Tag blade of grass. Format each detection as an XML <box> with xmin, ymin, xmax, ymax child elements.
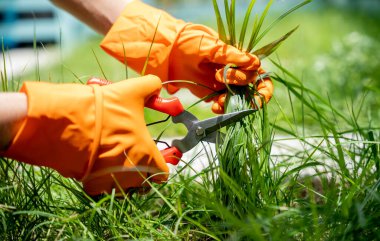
<box><xmin>59</xmin><ymin>22</ymin><xmax>64</xmax><ymax>83</ymax></box>
<box><xmin>224</xmin><ymin>0</ymin><xmax>236</xmax><ymax>46</ymax></box>
<box><xmin>141</xmin><ymin>14</ymin><xmax>161</xmax><ymax>75</ymax></box>
<box><xmin>33</xmin><ymin>22</ymin><xmax>40</xmax><ymax>82</ymax></box>
<box><xmin>224</xmin><ymin>0</ymin><xmax>231</xmax><ymax>42</ymax></box>
<box><xmin>331</xmin><ymin>127</ymin><xmax>350</xmax><ymax>179</ymax></box>
<box><xmin>1</xmin><ymin>70</ymin><xmax>5</xmax><ymax>92</ymax></box>
<box><xmin>368</xmin><ymin>131</ymin><xmax>380</xmax><ymax>179</ymax></box>
<box><xmin>223</xmin><ymin>64</ymin><xmax>237</xmax><ymax>95</ymax></box>
<box><xmin>230</xmin><ymin>0</ymin><xmax>236</xmax><ymax>45</ymax></box>
<box><xmin>212</xmin><ymin>0</ymin><xmax>228</xmax><ymax>43</ymax></box>
<box><xmin>251</xmin><ymin>0</ymin><xmax>312</xmax><ymax>52</ymax></box>
<box><xmin>63</xmin><ymin>65</ymin><xmax>84</xmax><ymax>84</ymax></box>
<box><xmin>270</xmin><ymin>60</ymin><xmax>351</xmax><ymax>123</ymax></box>
<box><xmin>119</xmin><ymin>34</ymin><xmax>129</xmax><ymax>79</ymax></box>
<box><xmin>246</xmin><ymin>0</ymin><xmax>273</xmax><ymax>52</ymax></box>
<box><xmin>259</xmin><ymin>96</ymin><xmax>271</xmax><ymax>170</ymax></box>
<box><xmin>253</xmin><ymin>25</ymin><xmax>299</xmax><ymax>59</ymax></box>
<box><xmin>91</xmin><ymin>49</ymin><xmax>108</xmax><ymax>80</ymax></box>
<box><xmin>238</xmin><ymin>0</ymin><xmax>257</xmax><ymax>50</ymax></box>
<box><xmin>1</xmin><ymin>38</ymin><xmax>8</xmax><ymax>92</ymax></box>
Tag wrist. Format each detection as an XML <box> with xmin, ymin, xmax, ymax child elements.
<box><xmin>100</xmin><ymin>0</ymin><xmax>187</xmax><ymax>80</ymax></box>
<box><xmin>0</xmin><ymin>93</ymin><xmax>27</xmax><ymax>151</ymax></box>
<box><xmin>3</xmin><ymin>82</ymin><xmax>97</xmax><ymax>179</ymax></box>
<box><xmin>51</xmin><ymin>0</ymin><xmax>133</xmax><ymax>34</ymax></box>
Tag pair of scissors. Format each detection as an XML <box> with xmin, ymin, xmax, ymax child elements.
<box><xmin>145</xmin><ymin>96</ymin><xmax>254</xmax><ymax>165</ymax></box>
<box><xmin>87</xmin><ymin>78</ymin><xmax>255</xmax><ymax>165</ymax></box>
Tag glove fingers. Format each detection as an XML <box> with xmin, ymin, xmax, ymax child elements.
<box><xmin>211</xmin><ymin>93</ymin><xmax>226</xmax><ymax>114</ymax></box>
<box><xmin>211</xmin><ymin>68</ymin><xmax>274</xmax><ymax>114</ymax></box>
<box><xmin>212</xmin><ymin>102</ymin><xmax>224</xmax><ymax>114</ymax></box>
<box><xmin>107</xmin><ymin>75</ymin><xmax>163</xmax><ymax>102</ymax></box>
<box><xmin>215</xmin><ymin>68</ymin><xmax>258</xmax><ymax>86</ymax></box>
<box><xmin>82</xmin><ymin>75</ymin><xmax>169</xmax><ymax>196</ymax></box>
<box><xmin>146</xmin><ymin>147</ymin><xmax>170</xmax><ymax>184</ymax></box>
<box><xmin>208</xmin><ymin>42</ymin><xmax>261</xmax><ymax>70</ymax></box>
<box><xmin>83</xmin><ymin>160</ymin><xmax>168</xmax><ymax>196</ymax></box>
<box><xmin>256</xmin><ymin>69</ymin><xmax>274</xmax><ymax>104</ymax></box>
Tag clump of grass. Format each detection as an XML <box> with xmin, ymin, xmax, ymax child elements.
<box><xmin>204</xmin><ymin>1</ymin><xmax>380</xmax><ymax>239</ymax></box>
<box><xmin>211</xmin><ymin>0</ymin><xmax>311</xmax><ymax>217</ymax></box>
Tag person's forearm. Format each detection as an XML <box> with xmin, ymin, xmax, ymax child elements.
<box><xmin>0</xmin><ymin>93</ymin><xmax>27</xmax><ymax>151</ymax></box>
<box><xmin>50</xmin><ymin>0</ymin><xmax>133</xmax><ymax>35</ymax></box>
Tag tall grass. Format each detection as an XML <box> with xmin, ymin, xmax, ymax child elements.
<box><xmin>200</xmin><ymin>1</ymin><xmax>380</xmax><ymax>240</ymax></box>
<box><xmin>210</xmin><ymin>0</ymin><xmax>310</xmax><ymax>218</ymax></box>
<box><xmin>1</xmin><ymin>62</ymin><xmax>378</xmax><ymax>239</ymax></box>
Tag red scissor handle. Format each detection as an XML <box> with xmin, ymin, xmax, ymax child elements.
<box><xmin>160</xmin><ymin>146</ymin><xmax>182</xmax><ymax>165</ymax></box>
<box><xmin>145</xmin><ymin>96</ymin><xmax>184</xmax><ymax>165</ymax></box>
<box><xmin>87</xmin><ymin>77</ymin><xmax>113</xmax><ymax>86</ymax></box>
<box><xmin>86</xmin><ymin>77</ymin><xmax>183</xmax><ymax>165</ymax></box>
<box><xmin>145</xmin><ymin>96</ymin><xmax>184</xmax><ymax>116</ymax></box>
<box><xmin>87</xmin><ymin>77</ymin><xmax>184</xmax><ymax>116</ymax></box>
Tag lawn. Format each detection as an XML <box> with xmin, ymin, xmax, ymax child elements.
<box><xmin>1</xmin><ymin>1</ymin><xmax>379</xmax><ymax>240</ymax></box>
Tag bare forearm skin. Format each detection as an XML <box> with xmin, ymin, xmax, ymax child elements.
<box><xmin>0</xmin><ymin>93</ymin><xmax>27</xmax><ymax>151</ymax></box>
<box><xmin>50</xmin><ymin>0</ymin><xmax>133</xmax><ymax>35</ymax></box>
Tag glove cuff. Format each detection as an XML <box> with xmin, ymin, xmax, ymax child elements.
<box><xmin>2</xmin><ymin>82</ymin><xmax>101</xmax><ymax>180</ymax></box>
<box><xmin>81</xmin><ymin>84</ymin><xmax>103</xmax><ymax>181</ymax></box>
<box><xmin>100</xmin><ymin>0</ymin><xmax>186</xmax><ymax>81</ymax></box>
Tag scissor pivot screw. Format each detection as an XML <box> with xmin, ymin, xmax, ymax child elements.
<box><xmin>195</xmin><ymin>126</ymin><xmax>205</xmax><ymax>136</ymax></box>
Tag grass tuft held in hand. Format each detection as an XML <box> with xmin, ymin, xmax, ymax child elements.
<box><xmin>211</xmin><ymin>0</ymin><xmax>310</xmax><ymax>218</ymax></box>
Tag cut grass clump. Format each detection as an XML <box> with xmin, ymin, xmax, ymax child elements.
<box><xmin>211</xmin><ymin>0</ymin><xmax>310</xmax><ymax>217</ymax></box>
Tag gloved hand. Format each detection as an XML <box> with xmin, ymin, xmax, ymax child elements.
<box><xmin>100</xmin><ymin>0</ymin><xmax>273</xmax><ymax>113</ymax></box>
<box><xmin>1</xmin><ymin>75</ymin><xmax>169</xmax><ymax>196</ymax></box>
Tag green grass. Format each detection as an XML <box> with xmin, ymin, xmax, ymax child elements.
<box><xmin>1</xmin><ymin>1</ymin><xmax>380</xmax><ymax>240</ymax></box>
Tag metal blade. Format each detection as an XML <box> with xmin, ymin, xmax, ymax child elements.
<box><xmin>170</xmin><ymin>109</ymin><xmax>255</xmax><ymax>153</ymax></box>
<box><xmin>201</xmin><ymin>131</ymin><xmax>225</xmax><ymax>144</ymax></box>
<box><xmin>197</xmin><ymin>109</ymin><xmax>256</xmax><ymax>135</ymax></box>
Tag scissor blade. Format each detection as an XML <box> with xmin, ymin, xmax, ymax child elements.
<box><xmin>170</xmin><ymin>109</ymin><xmax>255</xmax><ymax>154</ymax></box>
<box><xmin>199</xmin><ymin>109</ymin><xmax>256</xmax><ymax>135</ymax></box>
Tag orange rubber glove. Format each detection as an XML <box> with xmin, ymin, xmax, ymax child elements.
<box><xmin>1</xmin><ymin>75</ymin><xmax>169</xmax><ymax>196</ymax></box>
<box><xmin>212</xmin><ymin>67</ymin><xmax>273</xmax><ymax>113</ymax></box>
<box><xmin>100</xmin><ymin>0</ymin><xmax>273</xmax><ymax>113</ymax></box>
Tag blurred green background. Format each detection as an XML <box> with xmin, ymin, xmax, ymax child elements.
<box><xmin>3</xmin><ymin>0</ymin><xmax>380</xmax><ymax>135</ymax></box>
